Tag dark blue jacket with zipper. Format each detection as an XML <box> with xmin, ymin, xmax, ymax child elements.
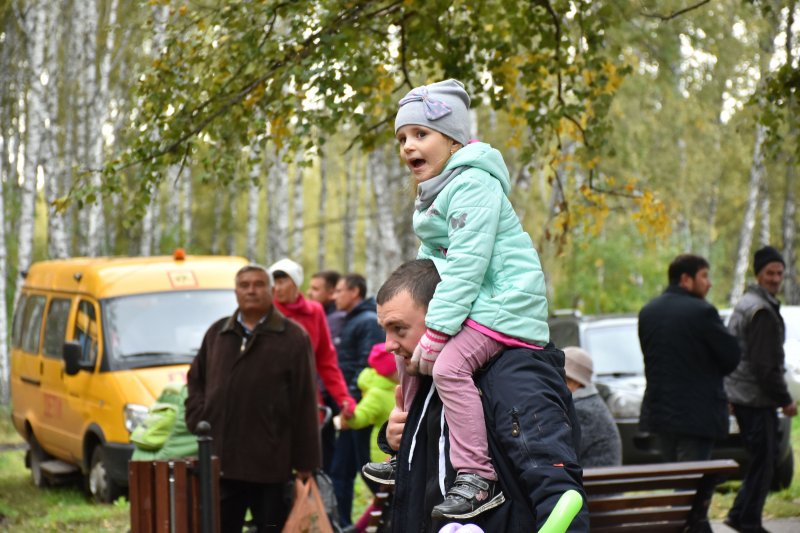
<box><xmin>380</xmin><ymin>345</ymin><xmax>589</xmax><ymax>532</ymax></box>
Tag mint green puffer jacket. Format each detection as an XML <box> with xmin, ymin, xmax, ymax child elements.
<box><xmin>413</xmin><ymin>142</ymin><xmax>549</xmax><ymax>345</ymax></box>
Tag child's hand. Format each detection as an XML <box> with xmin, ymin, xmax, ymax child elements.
<box><xmin>415</xmin><ymin>329</ymin><xmax>450</xmax><ymax>375</ymax></box>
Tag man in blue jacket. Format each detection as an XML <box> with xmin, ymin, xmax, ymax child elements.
<box><xmin>331</xmin><ymin>273</ymin><xmax>385</xmax><ymax>528</ymax></box>
<box><xmin>375</xmin><ymin>259</ymin><xmax>588</xmax><ymax>532</ymax></box>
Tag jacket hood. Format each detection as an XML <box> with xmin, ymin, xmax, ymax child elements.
<box><xmin>348</xmin><ymin>296</ymin><xmax>377</xmax><ymax>318</ymax></box>
<box><xmin>445</xmin><ymin>142</ymin><xmax>510</xmax><ymax>195</ymax></box>
<box><xmin>274</xmin><ymin>293</ymin><xmax>318</xmax><ymax>318</ymax></box>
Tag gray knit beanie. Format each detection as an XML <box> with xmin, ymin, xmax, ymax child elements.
<box><xmin>395</xmin><ymin>79</ymin><xmax>471</xmax><ymax>146</ymax></box>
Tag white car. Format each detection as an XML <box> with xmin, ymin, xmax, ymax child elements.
<box><xmin>780</xmin><ymin>305</ymin><xmax>800</xmax><ymax>401</ymax></box>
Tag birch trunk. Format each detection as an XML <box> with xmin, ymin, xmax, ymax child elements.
<box><xmin>141</xmin><ymin>4</ymin><xmax>169</xmax><ymax>256</ymax></box>
<box><xmin>757</xmin><ymin>179</ymin><xmax>770</xmax><ymax>247</ymax></box>
<box><xmin>16</xmin><ymin>2</ymin><xmax>48</xmax><ymax>306</ymax></box>
<box><xmin>267</xmin><ymin>146</ymin><xmax>289</xmax><ymax>262</ymax></box>
<box><xmin>140</xmin><ymin>192</ymin><xmax>155</xmax><ymax>256</ymax></box>
<box><xmin>782</xmin><ymin>2</ymin><xmax>798</xmax><ymax>304</ymax></box>
<box><xmin>0</xmin><ymin>131</ymin><xmax>9</xmax><ymax>404</ymax></box>
<box><xmin>291</xmin><ymin>151</ymin><xmax>305</xmax><ymax>259</ymax></box>
<box><xmin>45</xmin><ymin>3</ymin><xmax>68</xmax><ymax>258</ymax></box>
<box><xmin>343</xmin><ymin>153</ymin><xmax>357</xmax><ymax>273</ymax></box>
<box><xmin>165</xmin><ymin>166</ymin><xmax>182</xmax><ymax>250</ymax></box>
<box><xmin>782</xmin><ymin>155</ymin><xmax>798</xmax><ymax>304</ymax></box>
<box><xmin>729</xmin><ymin>123</ymin><xmax>767</xmax><ymax>305</ymax></box>
<box><xmin>368</xmin><ymin>148</ymin><xmax>402</xmax><ymax>280</ymax></box>
<box><xmin>316</xmin><ymin>150</ymin><xmax>328</xmax><ymax>270</ymax></box>
<box><xmin>211</xmin><ymin>192</ymin><xmax>223</xmax><ymax>255</ymax></box>
<box><xmin>729</xmin><ymin>11</ymin><xmax>780</xmax><ymax>305</ymax></box>
<box><xmin>181</xmin><ymin>172</ymin><xmax>192</xmax><ymax>249</ymax></box>
<box><xmin>227</xmin><ymin>187</ymin><xmax>236</xmax><ymax>256</ymax></box>
<box><xmin>247</xmin><ymin>166</ymin><xmax>261</xmax><ymax>261</ymax></box>
<box><xmin>80</xmin><ymin>0</ymin><xmax>106</xmax><ymax>255</ymax></box>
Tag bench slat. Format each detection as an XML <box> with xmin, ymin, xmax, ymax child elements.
<box><xmin>583</xmin><ymin>459</ymin><xmax>738</xmax><ymax>481</ymax></box>
<box><xmin>591</xmin><ymin>506</ymin><xmax>691</xmax><ymax>527</ymax></box>
<box><xmin>585</xmin><ymin>474</ymin><xmax>703</xmax><ymax>494</ymax></box>
<box><xmin>587</xmin><ymin>491</ymin><xmax>695</xmax><ymax>512</ymax></box>
<box><xmin>591</xmin><ymin>520</ymin><xmax>686</xmax><ymax>533</ymax></box>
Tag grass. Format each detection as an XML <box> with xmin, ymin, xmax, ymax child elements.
<box><xmin>2</xmin><ymin>405</ymin><xmax>799</xmax><ymax>530</ymax></box>
<box><xmin>0</xmin><ymin>407</ymin><xmax>128</xmax><ymax>532</ymax></box>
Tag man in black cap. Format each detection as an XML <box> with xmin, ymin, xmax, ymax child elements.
<box><xmin>724</xmin><ymin>246</ymin><xmax>797</xmax><ymax>533</ymax></box>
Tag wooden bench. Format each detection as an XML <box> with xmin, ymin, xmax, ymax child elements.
<box><xmin>583</xmin><ymin>459</ymin><xmax>739</xmax><ymax>532</ymax></box>
<box><xmin>129</xmin><ymin>457</ymin><xmax>221</xmax><ymax>533</ymax></box>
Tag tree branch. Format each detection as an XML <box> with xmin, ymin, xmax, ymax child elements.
<box><xmin>641</xmin><ymin>0</ymin><xmax>711</xmax><ymax>21</ymax></box>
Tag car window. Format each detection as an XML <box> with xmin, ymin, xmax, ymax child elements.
<box><xmin>11</xmin><ymin>295</ymin><xmax>28</xmax><ymax>349</ymax></box>
<box><xmin>549</xmin><ymin>321</ymin><xmax>580</xmax><ymax>348</ymax></box>
<box><xmin>20</xmin><ymin>295</ymin><xmax>47</xmax><ymax>354</ymax></box>
<box><xmin>584</xmin><ymin>323</ymin><xmax>644</xmax><ymax>375</ymax></box>
<box><xmin>73</xmin><ymin>300</ymin><xmax>99</xmax><ymax>368</ymax></box>
<box><xmin>43</xmin><ymin>298</ymin><xmax>72</xmax><ymax>359</ymax></box>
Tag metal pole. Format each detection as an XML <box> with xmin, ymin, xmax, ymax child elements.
<box><xmin>196</xmin><ymin>421</ymin><xmax>213</xmax><ymax>533</ymax></box>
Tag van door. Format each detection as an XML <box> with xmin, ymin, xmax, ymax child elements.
<box><xmin>62</xmin><ymin>299</ymin><xmax>104</xmax><ymax>453</ymax></box>
<box><xmin>39</xmin><ymin>296</ymin><xmax>81</xmax><ymax>459</ymax></box>
<box><xmin>11</xmin><ymin>294</ymin><xmax>47</xmax><ymax>436</ymax></box>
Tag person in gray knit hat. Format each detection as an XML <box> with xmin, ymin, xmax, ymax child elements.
<box><xmin>363</xmin><ymin>79</ymin><xmax>550</xmax><ymax>521</ymax></box>
<box><xmin>563</xmin><ymin>347</ymin><xmax>622</xmax><ymax>468</ymax></box>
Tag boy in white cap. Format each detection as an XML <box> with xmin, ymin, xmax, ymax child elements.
<box><xmin>363</xmin><ymin>79</ymin><xmax>550</xmax><ymax>520</ymax></box>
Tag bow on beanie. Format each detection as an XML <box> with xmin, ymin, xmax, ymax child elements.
<box><xmin>753</xmin><ymin>245</ymin><xmax>785</xmax><ymax>275</ymax></box>
<box><xmin>395</xmin><ymin>79</ymin><xmax>471</xmax><ymax>146</ymax></box>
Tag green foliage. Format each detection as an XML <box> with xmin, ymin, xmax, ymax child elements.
<box><xmin>78</xmin><ymin>0</ymin><xmax>631</xmax><ymax>226</ymax></box>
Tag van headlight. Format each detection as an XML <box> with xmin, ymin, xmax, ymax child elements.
<box><xmin>606</xmin><ymin>391</ymin><xmax>642</xmax><ymax>420</ymax></box>
<box><xmin>124</xmin><ymin>404</ymin><xmax>149</xmax><ymax>433</ymax></box>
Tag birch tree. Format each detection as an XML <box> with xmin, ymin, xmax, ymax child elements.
<box><xmin>367</xmin><ymin>147</ymin><xmax>403</xmax><ymax>279</ymax></box>
<box><xmin>0</xmin><ymin>129</ymin><xmax>9</xmax><ymax>404</ymax></box>
<box><xmin>15</xmin><ymin>1</ymin><xmax>48</xmax><ymax>306</ymax></box>
<box><xmin>44</xmin><ymin>3</ymin><xmax>68</xmax><ymax>258</ymax></box>
<box><xmin>291</xmin><ymin>151</ymin><xmax>305</xmax><ymax>260</ymax></box>
<box><xmin>266</xmin><ymin>146</ymin><xmax>289</xmax><ymax>262</ymax></box>
<box><xmin>342</xmin><ymin>153</ymin><xmax>358</xmax><ymax>273</ymax></box>
<box><xmin>181</xmin><ymin>171</ymin><xmax>192</xmax><ymax>249</ymax></box>
<box><xmin>780</xmin><ymin>0</ymin><xmax>798</xmax><ymax>304</ymax></box>
<box><xmin>246</xmin><ymin>166</ymin><xmax>261</xmax><ymax>261</ymax></box>
<box><xmin>729</xmin><ymin>12</ymin><xmax>780</xmax><ymax>306</ymax></box>
<box><xmin>316</xmin><ymin>149</ymin><xmax>329</xmax><ymax>270</ymax></box>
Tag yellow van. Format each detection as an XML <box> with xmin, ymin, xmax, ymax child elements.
<box><xmin>9</xmin><ymin>252</ymin><xmax>248</xmax><ymax>502</ymax></box>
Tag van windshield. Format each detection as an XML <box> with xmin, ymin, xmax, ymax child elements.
<box><xmin>103</xmin><ymin>290</ymin><xmax>236</xmax><ymax>370</ymax></box>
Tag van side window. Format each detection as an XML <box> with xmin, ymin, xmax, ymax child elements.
<box><xmin>74</xmin><ymin>300</ymin><xmax>99</xmax><ymax>367</ymax></box>
<box><xmin>20</xmin><ymin>295</ymin><xmax>47</xmax><ymax>354</ymax></box>
<box><xmin>43</xmin><ymin>298</ymin><xmax>72</xmax><ymax>359</ymax></box>
<box><xmin>11</xmin><ymin>295</ymin><xmax>28</xmax><ymax>348</ymax></box>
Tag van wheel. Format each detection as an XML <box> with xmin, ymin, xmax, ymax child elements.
<box><xmin>87</xmin><ymin>446</ymin><xmax>124</xmax><ymax>503</ymax></box>
<box><xmin>28</xmin><ymin>433</ymin><xmax>51</xmax><ymax>488</ymax></box>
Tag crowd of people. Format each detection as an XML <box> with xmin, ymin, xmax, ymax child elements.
<box><xmin>172</xmin><ymin>78</ymin><xmax>795</xmax><ymax>533</ymax></box>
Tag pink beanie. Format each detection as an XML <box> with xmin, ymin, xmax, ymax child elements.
<box><xmin>368</xmin><ymin>343</ymin><xmax>397</xmax><ymax>377</ymax></box>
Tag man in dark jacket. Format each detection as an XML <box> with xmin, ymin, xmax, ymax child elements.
<box><xmin>724</xmin><ymin>246</ymin><xmax>797</xmax><ymax>533</ymax></box>
<box><xmin>330</xmin><ymin>273</ymin><xmax>385</xmax><ymax>527</ymax></box>
<box><xmin>375</xmin><ymin>259</ymin><xmax>588</xmax><ymax>532</ymax></box>
<box><xmin>639</xmin><ymin>253</ymin><xmax>740</xmax><ymax>465</ymax></box>
<box><xmin>186</xmin><ymin>265</ymin><xmax>320</xmax><ymax>533</ymax></box>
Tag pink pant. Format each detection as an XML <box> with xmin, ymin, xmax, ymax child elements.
<box><xmin>398</xmin><ymin>325</ymin><xmax>503</xmax><ymax>480</ymax></box>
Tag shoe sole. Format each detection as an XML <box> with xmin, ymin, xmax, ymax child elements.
<box><xmin>432</xmin><ymin>492</ymin><xmax>506</xmax><ymax>520</ymax></box>
<box><xmin>361</xmin><ymin>468</ymin><xmax>396</xmax><ymax>486</ymax></box>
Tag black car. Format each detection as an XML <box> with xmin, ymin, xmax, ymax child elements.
<box><xmin>548</xmin><ymin>311</ymin><xmax>794</xmax><ymax>489</ymax></box>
